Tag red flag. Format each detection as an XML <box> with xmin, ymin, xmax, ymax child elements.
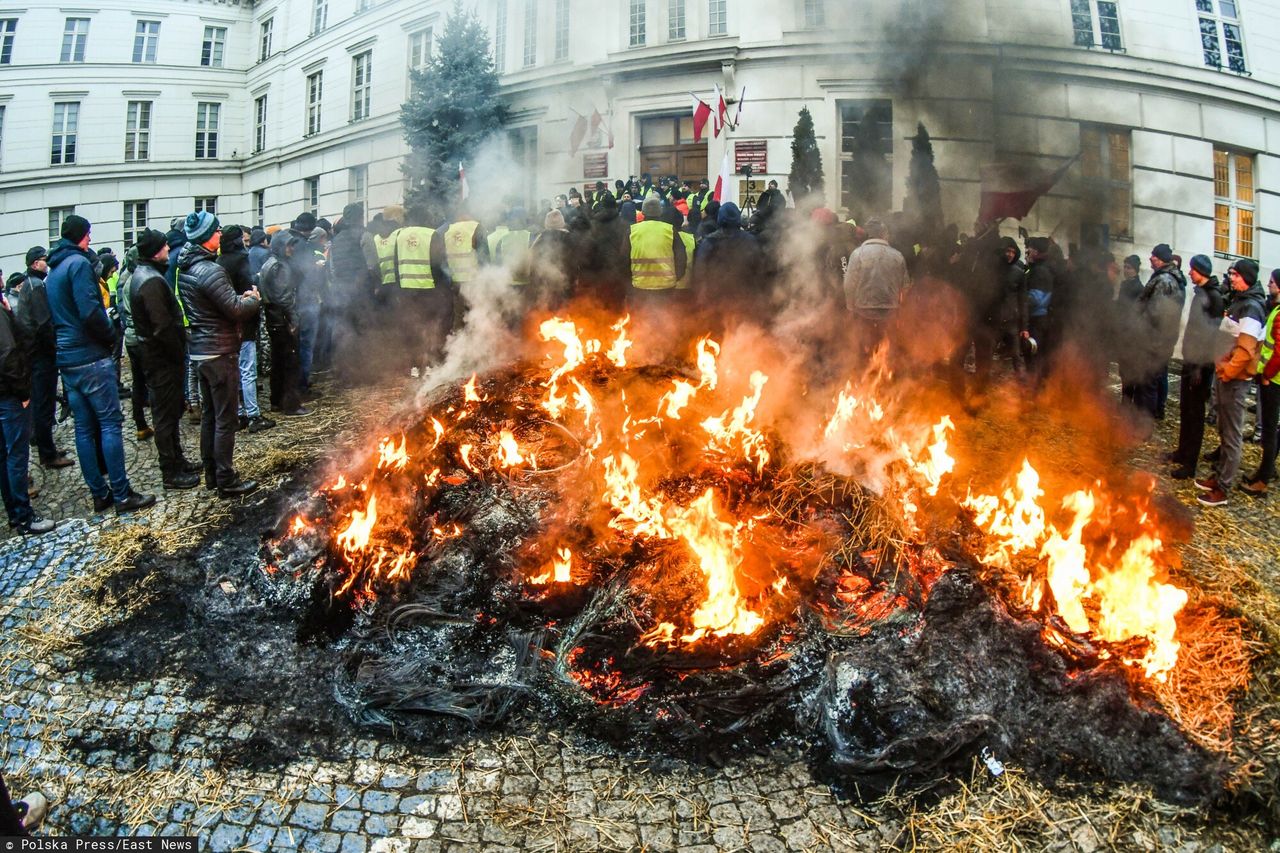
<box><xmin>713</xmin><ymin>149</ymin><xmax>733</xmax><ymax>203</ymax></box>
<box><xmin>713</xmin><ymin>85</ymin><xmax>728</xmax><ymax>138</ymax></box>
<box><xmin>977</xmin><ymin>158</ymin><xmax>1076</xmax><ymax>223</ymax></box>
<box><xmin>590</xmin><ymin>109</ymin><xmax>615</xmax><ymax>150</ymax></box>
<box><xmin>691</xmin><ymin>95</ymin><xmax>712</xmax><ymax>144</ymax></box>
<box><xmin>568</xmin><ymin>113</ymin><xmax>588</xmax><ymax>157</ymax></box>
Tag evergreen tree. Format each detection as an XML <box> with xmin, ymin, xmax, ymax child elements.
<box><xmin>401</xmin><ymin>5</ymin><xmax>509</xmax><ymax>208</ymax></box>
<box><xmin>846</xmin><ymin>110</ymin><xmax>891</xmax><ymax>223</ymax></box>
<box><xmin>904</xmin><ymin>123</ymin><xmax>943</xmax><ymax>239</ymax></box>
<box><xmin>787</xmin><ymin>107</ymin><xmax>824</xmax><ymax>202</ymax></box>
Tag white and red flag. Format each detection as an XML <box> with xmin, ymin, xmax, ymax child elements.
<box><xmin>691</xmin><ymin>94</ymin><xmax>713</xmax><ymax>144</ymax></box>
<box><xmin>713</xmin><ymin>149</ymin><xmax>733</xmax><ymax>203</ymax></box>
<box><xmin>568</xmin><ymin>112</ymin><xmax>588</xmax><ymax>156</ymax></box>
<box><xmin>713</xmin><ymin>85</ymin><xmax>728</xmax><ymax>137</ymax></box>
<box><xmin>977</xmin><ymin>157</ymin><xmax>1076</xmax><ymax>223</ymax></box>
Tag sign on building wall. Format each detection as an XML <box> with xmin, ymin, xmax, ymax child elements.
<box><xmin>735</xmin><ymin>140</ymin><xmax>768</xmax><ymax>175</ymax></box>
<box><xmin>583</xmin><ymin>153</ymin><xmax>609</xmax><ymax>180</ymax></box>
<box><xmin>739</xmin><ymin>179</ymin><xmax>762</xmax><ymax>209</ymax></box>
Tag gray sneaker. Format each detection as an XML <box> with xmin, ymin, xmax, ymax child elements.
<box><xmin>18</xmin><ymin>516</ymin><xmax>56</xmax><ymax>536</ymax></box>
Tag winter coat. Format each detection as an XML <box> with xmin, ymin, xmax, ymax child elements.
<box><xmin>694</xmin><ymin>205</ymin><xmax>766</xmax><ymax>309</ymax></box>
<box><xmin>288</xmin><ymin>229</ymin><xmax>329</xmax><ymax>308</ymax></box>
<box><xmin>216</xmin><ymin>241</ymin><xmax>260</xmax><ymax>342</ymax></box>
<box><xmin>842</xmin><ymin>238</ymin><xmax>909</xmax><ymax>321</ymax></box>
<box><xmin>1181</xmin><ymin>280</ymin><xmax>1226</xmax><ymax>367</ymax></box>
<box><xmin>259</xmin><ymin>240</ymin><xmax>299</xmax><ymax>332</ymax></box>
<box><xmin>1218</xmin><ymin>280</ymin><xmax>1268</xmax><ymax>382</ymax></box>
<box><xmin>45</xmin><ymin>239</ymin><xmax>116</xmax><ymax>368</ymax></box>
<box><xmin>329</xmin><ymin>224</ymin><xmax>379</xmax><ymax>307</ymax></box>
<box><xmin>248</xmin><ymin>244</ymin><xmax>271</xmax><ymax>279</ymax></box>
<box><xmin>12</xmin><ymin>270</ymin><xmax>56</xmax><ymax>360</ymax></box>
<box><xmin>1024</xmin><ymin>258</ymin><xmax>1056</xmax><ymax>319</ymax></box>
<box><xmin>1137</xmin><ymin>265</ymin><xmax>1187</xmax><ymax>370</ymax></box>
<box><xmin>129</xmin><ymin>260</ymin><xmax>187</xmax><ymax>366</ymax></box>
<box><xmin>177</xmin><ymin>242</ymin><xmax>260</xmax><ymax>358</ymax></box>
<box><xmin>0</xmin><ymin>295</ymin><xmax>31</xmax><ymax>400</ymax></box>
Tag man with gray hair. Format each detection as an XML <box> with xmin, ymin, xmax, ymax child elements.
<box><xmin>842</xmin><ymin>218</ymin><xmax>909</xmax><ymax>357</ymax></box>
<box><xmin>624</xmin><ymin>194</ymin><xmax>687</xmax><ymax>311</ymax></box>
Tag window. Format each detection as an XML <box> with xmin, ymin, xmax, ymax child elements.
<box><xmin>629</xmin><ymin>0</ymin><xmax>646</xmax><ymax>46</ymax></box>
<box><xmin>201</xmin><ymin>26</ymin><xmax>226</xmax><ymax>67</ymax></box>
<box><xmin>254</xmin><ymin>95</ymin><xmax>268</xmax><ymax>153</ymax></box>
<box><xmin>195</xmin><ymin>102</ymin><xmax>220</xmax><ymax>159</ymax></box>
<box><xmin>1197</xmin><ymin>0</ymin><xmax>1246</xmax><ymax>73</ymax></box>
<box><xmin>708</xmin><ymin>0</ymin><xmax>727</xmax><ymax>36</ymax></box>
<box><xmin>259</xmin><ymin>18</ymin><xmax>273</xmax><ymax>62</ymax></box>
<box><xmin>304</xmin><ymin>176</ymin><xmax>320</xmax><ymax>216</ymax></box>
<box><xmin>522</xmin><ymin>0</ymin><xmax>537</xmax><ymax>66</ymax></box>
<box><xmin>60</xmin><ymin>17</ymin><xmax>89</xmax><ymax>63</ymax></box>
<box><xmin>838</xmin><ymin>100</ymin><xmax>893</xmax><ymax>219</ymax></box>
<box><xmin>350</xmin><ymin>165</ymin><xmax>368</xmax><ymax>212</ymax></box>
<box><xmin>351</xmin><ymin>52</ymin><xmax>372</xmax><ymax>122</ymax></box>
<box><xmin>669</xmin><ymin>0</ymin><xmax>686</xmax><ymax>40</ymax></box>
<box><xmin>253</xmin><ymin>191</ymin><xmax>265</xmax><ymax>228</ymax></box>
<box><xmin>1079</xmin><ymin>126</ymin><xmax>1132</xmax><ymax>244</ymax></box>
<box><xmin>48</xmin><ymin>207</ymin><xmax>75</xmax><ymax>243</ymax></box>
<box><xmin>0</xmin><ymin>19</ymin><xmax>15</xmax><ymax>65</ymax></box>
<box><xmin>306</xmin><ymin>71</ymin><xmax>324</xmax><ymax>136</ymax></box>
<box><xmin>312</xmin><ymin>0</ymin><xmax>328</xmax><ymax>36</ymax></box>
<box><xmin>0</xmin><ymin>106</ymin><xmax>5</xmax><ymax>169</ymax></box>
<box><xmin>123</xmin><ymin>201</ymin><xmax>147</xmax><ymax>248</ymax></box>
<box><xmin>132</xmin><ymin>20</ymin><xmax>159</xmax><ymax>64</ymax></box>
<box><xmin>51</xmin><ymin>102</ymin><xmax>78</xmax><ymax>165</ymax></box>
<box><xmin>1214</xmin><ymin>149</ymin><xmax>1255</xmax><ymax>259</ymax></box>
<box><xmin>554</xmin><ymin>0</ymin><xmax>569</xmax><ymax>60</ymax></box>
<box><xmin>409</xmin><ymin>28</ymin><xmax>432</xmax><ymax>74</ymax></box>
<box><xmin>494</xmin><ymin>0</ymin><xmax>507</xmax><ymax>71</ymax></box>
<box><xmin>125</xmin><ymin>101</ymin><xmax>152</xmax><ymax>162</ymax></box>
<box><xmin>1071</xmin><ymin>0</ymin><xmax>1123</xmax><ymax>50</ymax></box>
<box><xmin>804</xmin><ymin>0</ymin><xmax>825</xmax><ymax>28</ymax></box>
<box><xmin>194</xmin><ymin>197</ymin><xmax>217</xmax><ymax>215</ymax></box>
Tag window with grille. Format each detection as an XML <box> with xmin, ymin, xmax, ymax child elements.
<box><xmin>254</xmin><ymin>95</ymin><xmax>268</xmax><ymax>153</ymax></box>
<box><xmin>194</xmin><ymin>197</ymin><xmax>217</xmax><ymax>215</ymax></box>
<box><xmin>201</xmin><ymin>26</ymin><xmax>226</xmax><ymax>67</ymax></box>
<box><xmin>669</xmin><ymin>0</ymin><xmax>686</xmax><ymax>40</ymax></box>
<box><xmin>495</xmin><ymin>0</ymin><xmax>508</xmax><ymax>71</ymax></box>
<box><xmin>0</xmin><ymin>19</ymin><xmax>15</xmax><ymax>65</ymax></box>
<box><xmin>554</xmin><ymin>0</ymin><xmax>569</xmax><ymax>60</ymax></box>
<box><xmin>60</xmin><ymin>18</ymin><xmax>89</xmax><ymax>63</ymax></box>
<box><xmin>125</xmin><ymin>101</ymin><xmax>151</xmax><ymax>162</ymax></box>
<box><xmin>1196</xmin><ymin>0</ymin><xmax>1246</xmax><ymax>73</ymax></box>
<box><xmin>123</xmin><ymin>201</ymin><xmax>147</xmax><ymax>248</ymax></box>
<box><xmin>259</xmin><ymin>18</ymin><xmax>273</xmax><ymax>62</ymax></box>
<box><xmin>307</xmin><ymin>71</ymin><xmax>324</xmax><ymax>136</ymax></box>
<box><xmin>49</xmin><ymin>207</ymin><xmax>75</xmax><ymax>243</ymax></box>
<box><xmin>254</xmin><ymin>191</ymin><xmax>265</xmax><ymax>228</ymax></box>
<box><xmin>1214</xmin><ymin>149</ymin><xmax>1255</xmax><ymax>259</ymax></box>
<box><xmin>312</xmin><ymin>0</ymin><xmax>328</xmax><ymax>36</ymax></box>
<box><xmin>708</xmin><ymin>0</ymin><xmax>727</xmax><ymax>36</ymax></box>
<box><xmin>305</xmin><ymin>177</ymin><xmax>320</xmax><ymax>216</ymax></box>
<box><xmin>522</xmin><ymin>0</ymin><xmax>537</xmax><ymax>67</ymax></box>
<box><xmin>350</xmin><ymin>165</ymin><xmax>368</xmax><ymax>212</ymax></box>
<box><xmin>132</xmin><ymin>20</ymin><xmax>158</xmax><ymax>64</ymax></box>
<box><xmin>195</xmin><ymin>102</ymin><xmax>220</xmax><ymax>159</ymax></box>
<box><xmin>629</xmin><ymin>0</ymin><xmax>646</xmax><ymax>46</ymax></box>
<box><xmin>351</xmin><ymin>52</ymin><xmax>372</xmax><ymax>122</ymax></box>
<box><xmin>51</xmin><ymin>102</ymin><xmax>78</xmax><ymax>165</ymax></box>
<box><xmin>1070</xmin><ymin>0</ymin><xmax>1123</xmax><ymax>50</ymax></box>
<box><xmin>804</xmin><ymin>0</ymin><xmax>825</xmax><ymax>28</ymax></box>
<box><xmin>1079</xmin><ymin>126</ymin><xmax>1132</xmax><ymax>244</ymax></box>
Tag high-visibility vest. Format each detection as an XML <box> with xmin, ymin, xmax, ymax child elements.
<box><xmin>375</xmin><ymin>231</ymin><xmax>400</xmax><ymax>287</ymax></box>
<box><xmin>629</xmin><ymin>220</ymin><xmax>678</xmax><ymax>291</ymax></box>
<box><xmin>1258</xmin><ymin>305</ymin><xmax>1280</xmax><ymax>375</ymax></box>
<box><xmin>395</xmin><ymin>227</ymin><xmax>437</xmax><ymax>290</ymax></box>
<box><xmin>496</xmin><ymin>229</ymin><xmax>531</xmax><ymax>286</ymax></box>
<box><xmin>445</xmin><ymin>220</ymin><xmax>480</xmax><ymax>284</ymax></box>
<box><xmin>675</xmin><ymin>231</ymin><xmax>695</xmax><ymax>290</ymax></box>
<box><xmin>486</xmin><ymin>225</ymin><xmax>509</xmax><ymax>259</ymax></box>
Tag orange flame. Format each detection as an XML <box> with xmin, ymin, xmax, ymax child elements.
<box><xmin>496</xmin><ymin>430</ymin><xmax>525</xmax><ymax>468</ymax></box>
<box><xmin>377</xmin><ymin>435</ymin><xmax>410</xmax><ymax>471</ymax></box>
<box><xmin>606</xmin><ymin>315</ymin><xmax>632</xmax><ymax>367</ymax></box>
<box><xmin>336</xmin><ymin>494</ymin><xmax>378</xmax><ymax>553</ymax></box>
<box><xmin>529</xmin><ymin>546</ymin><xmax>575</xmax><ymax>585</ymax></box>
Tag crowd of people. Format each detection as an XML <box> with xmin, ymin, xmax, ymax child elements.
<box><xmin>1</xmin><ymin>173</ymin><xmax>1277</xmax><ymax>535</ymax></box>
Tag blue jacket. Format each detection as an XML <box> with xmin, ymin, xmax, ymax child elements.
<box><xmin>45</xmin><ymin>239</ymin><xmax>116</xmax><ymax>368</ymax></box>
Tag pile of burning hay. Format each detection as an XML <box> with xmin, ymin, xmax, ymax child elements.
<box><xmin>260</xmin><ymin>314</ymin><xmax>1249</xmax><ymax>803</ymax></box>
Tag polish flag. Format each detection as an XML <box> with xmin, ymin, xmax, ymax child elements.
<box><xmin>977</xmin><ymin>157</ymin><xmax>1076</xmax><ymax>223</ymax></box>
<box><xmin>459</xmin><ymin>162</ymin><xmax>469</xmax><ymax>201</ymax></box>
<box><xmin>568</xmin><ymin>113</ymin><xmax>588</xmax><ymax>156</ymax></box>
<box><xmin>713</xmin><ymin>85</ymin><xmax>728</xmax><ymax>137</ymax></box>
<box><xmin>691</xmin><ymin>95</ymin><xmax>713</xmax><ymax>144</ymax></box>
<box><xmin>591</xmin><ymin>108</ymin><xmax>614</xmax><ymax>149</ymax></box>
<box><xmin>712</xmin><ymin>149</ymin><xmax>733</xmax><ymax>203</ymax></box>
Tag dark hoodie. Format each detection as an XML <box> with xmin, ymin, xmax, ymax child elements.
<box><xmin>45</xmin><ymin>239</ymin><xmax>116</xmax><ymax>368</ymax></box>
<box><xmin>693</xmin><ymin>203</ymin><xmax>765</xmax><ymax>308</ymax></box>
<box><xmin>13</xmin><ymin>265</ymin><xmax>56</xmax><ymax>359</ymax></box>
<box><xmin>259</xmin><ymin>236</ymin><xmax>301</xmax><ymax>332</ymax></box>
<box><xmin>216</xmin><ymin>237</ymin><xmax>260</xmax><ymax>341</ymax></box>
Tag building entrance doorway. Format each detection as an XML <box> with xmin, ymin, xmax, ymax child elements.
<box><xmin>638</xmin><ymin>115</ymin><xmax>707</xmax><ymax>184</ymax></box>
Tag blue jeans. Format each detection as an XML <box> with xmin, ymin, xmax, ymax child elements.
<box><xmin>0</xmin><ymin>396</ymin><xmax>34</xmax><ymax>526</ymax></box>
<box><xmin>238</xmin><ymin>341</ymin><xmax>260</xmax><ymax>418</ymax></box>
<box><xmin>297</xmin><ymin>304</ymin><xmax>320</xmax><ymax>391</ymax></box>
<box><xmin>61</xmin><ymin>357</ymin><xmax>131</xmax><ymax>503</ymax></box>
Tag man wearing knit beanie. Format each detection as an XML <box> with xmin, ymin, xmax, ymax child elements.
<box><xmin>1131</xmin><ymin>244</ymin><xmax>1187</xmax><ymax>420</ymax></box>
<box><xmin>1169</xmin><ymin>254</ymin><xmax>1224</xmax><ymax>479</ymax></box>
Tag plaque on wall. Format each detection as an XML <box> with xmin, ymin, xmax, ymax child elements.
<box><xmin>735</xmin><ymin>140</ymin><xmax>767</xmax><ymax>174</ymax></box>
<box><xmin>583</xmin><ymin>153</ymin><xmax>609</xmax><ymax>179</ymax></box>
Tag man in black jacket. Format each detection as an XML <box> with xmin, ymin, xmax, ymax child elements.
<box><xmin>13</xmin><ymin>247</ymin><xmax>72</xmax><ymax>469</ymax></box>
<box><xmin>328</xmin><ymin>203</ymin><xmax>380</xmax><ymax>385</ymax></box>
<box><xmin>130</xmin><ymin>230</ymin><xmax>200</xmax><ymax>490</ymax></box>
<box><xmin>216</xmin><ymin>225</ymin><xmax>274</xmax><ymax>434</ymax></box>
<box><xmin>0</xmin><ymin>289</ymin><xmax>56</xmax><ymax>534</ymax></box>
<box><xmin>1134</xmin><ymin>243</ymin><xmax>1187</xmax><ymax>420</ymax></box>
<box><xmin>176</xmin><ymin>211</ymin><xmax>261</xmax><ymax>498</ymax></box>
<box><xmin>259</xmin><ymin>235</ymin><xmax>308</xmax><ymax>417</ymax></box>
<box><xmin>1169</xmin><ymin>254</ymin><xmax>1225</xmax><ymax>479</ymax></box>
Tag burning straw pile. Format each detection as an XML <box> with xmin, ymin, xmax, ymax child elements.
<box><xmin>260</xmin><ymin>313</ymin><xmax>1248</xmax><ymax>803</ymax></box>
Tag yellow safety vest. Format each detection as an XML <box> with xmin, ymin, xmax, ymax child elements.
<box><xmin>496</xmin><ymin>229</ymin><xmax>532</xmax><ymax>286</ymax></box>
<box><xmin>1258</xmin><ymin>305</ymin><xmax>1279</xmax><ymax>376</ymax></box>
<box><xmin>375</xmin><ymin>231</ymin><xmax>400</xmax><ymax>287</ymax></box>
<box><xmin>629</xmin><ymin>220</ymin><xmax>678</xmax><ymax>290</ymax></box>
<box><xmin>486</xmin><ymin>225</ymin><xmax>508</xmax><ymax>259</ymax></box>
<box><xmin>395</xmin><ymin>227</ymin><xmax>437</xmax><ymax>290</ymax></box>
<box><xmin>675</xmin><ymin>231</ymin><xmax>695</xmax><ymax>290</ymax></box>
<box><xmin>445</xmin><ymin>220</ymin><xmax>480</xmax><ymax>284</ymax></box>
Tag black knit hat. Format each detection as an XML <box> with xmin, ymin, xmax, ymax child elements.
<box><xmin>25</xmin><ymin>246</ymin><xmax>48</xmax><ymax>267</ymax></box>
<box><xmin>1151</xmin><ymin>243</ymin><xmax>1174</xmax><ymax>263</ymax></box>
<box><xmin>221</xmin><ymin>224</ymin><xmax>244</xmax><ymax>245</ymax></box>
<box><xmin>135</xmin><ymin>228</ymin><xmax>168</xmax><ymax>260</ymax></box>
<box><xmin>1123</xmin><ymin>254</ymin><xmax>1141</xmax><ymax>274</ymax></box>
<box><xmin>1189</xmin><ymin>254</ymin><xmax>1212</xmax><ymax>278</ymax></box>
<box><xmin>61</xmin><ymin>214</ymin><xmax>91</xmax><ymax>244</ymax></box>
<box><xmin>292</xmin><ymin>212</ymin><xmax>317</xmax><ymax>232</ymax></box>
<box><xmin>1231</xmin><ymin>259</ymin><xmax>1259</xmax><ymax>288</ymax></box>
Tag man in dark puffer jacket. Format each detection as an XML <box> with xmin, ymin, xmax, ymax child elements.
<box><xmin>176</xmin><ymin>211</ymin><xmax>261</xmax><ymax>498</ymax></box>
<box><xmin>216</xmin><ymin>224</ymin><xmax>274</xmax><ymax>434</ymax></box>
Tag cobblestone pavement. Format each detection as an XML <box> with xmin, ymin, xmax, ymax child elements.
<box><xmin>0</xmin><ymin>372</ymin><xmax>1273</xmax><ymax>851</ymax></box>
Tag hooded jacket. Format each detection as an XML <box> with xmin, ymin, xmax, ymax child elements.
<box><xmin>694</xmin><ymin>203</ymin><xmax>764</xmax><ymax>306</ymax></box>
<box><xmin>177</xmin><ymin>242</ymin><xmax>260</xmax><ymax>357</ymax></box>
<box><xmin>1218</xmin><ymin>278</ymin><xmax>1268</xmax><ymax>382</ymax></box>
<box><xmin>842</xmin><ymin>237</ymin><xmax>910</xmax><ymax>321</ymax></box>
<box><xmin>45</xmin><ymin>239</ymin><xmax>117</xmax><ymax>368</ymax></box>
<box><xmin>129</xmin><ymin>259</ymin><xmax>187</xmax><ymax>365</ymax></box>
<box><xmin>259</xmin><ymin>236</ymin><xmax>300</xmax><ymax>332</ymax></box>
<box><xmin>1181</xmin><ymin>276</ymin><xmax>1226</xmax><ymax>367</ymax></box>
<box><xmin>1137</xmin><ymin>264</ymin><xmax>1187</xmax><ymax>370</ymax></box>
<box><xmin>13</xmin><ymin>267</ymin><xmax>56</xmax><ymax>360</ymax></box>
<box><xmin>216</xmin><ymin>239</ymin><xmax>260</xmax><ymax>342</ymax></box>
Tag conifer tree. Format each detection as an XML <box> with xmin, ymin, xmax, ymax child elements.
<box><xmin>401</xmin><ymin>5</ymin><xmax>509</xmax><ymax>207</ymax></box>
<box><xmin>788</xmin><ymin>107</ymin><xmax>824</xmax><ymax>202</ymax></box>
<box><xmin>904</xmin><ymin>123</ymin><xmax>943</xmax><ymax>238</ymax></box>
